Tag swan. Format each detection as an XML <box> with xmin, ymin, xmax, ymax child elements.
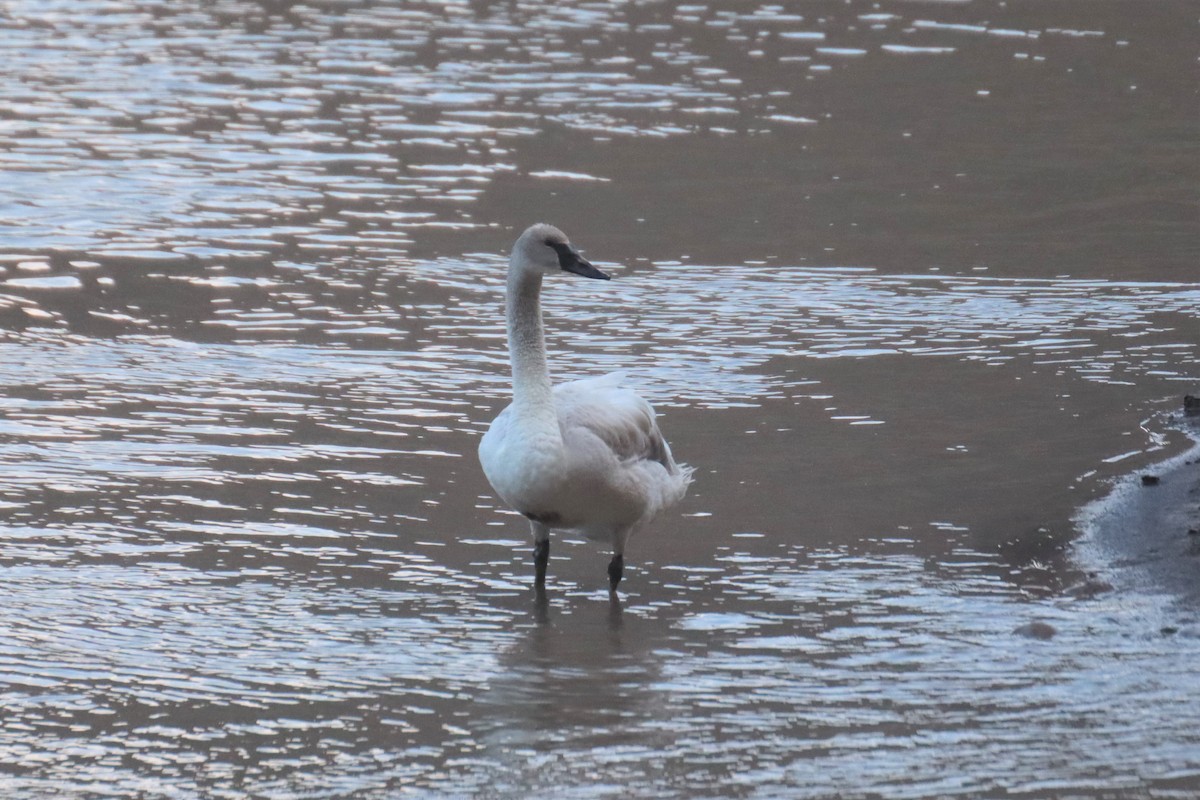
<box><xmin>478</xmin><ymin>223</ymin><xmax>693</xmax><ymax>593</ymax></box>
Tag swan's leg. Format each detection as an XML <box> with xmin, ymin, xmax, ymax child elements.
<box><xmin>608</xmin><ymin>528</ymin><xmax>630</xmax><ymax>593</ymax></box>
<box><xmin>531</xmin><ymin>521</ymin><xmax>550</xmax><ymax>586</ymax></box>
<box><xmin>607</xmin><ymin>553</ymin><xmax>624</xmax><ymax>593</ymax></box>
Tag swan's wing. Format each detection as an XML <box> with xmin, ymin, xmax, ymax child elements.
<box><xmin>554</xmin><ymin>373</ymin><xmax>674</xmax><ymax>469</ymax></box>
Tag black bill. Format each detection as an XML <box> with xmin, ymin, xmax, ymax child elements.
<box><xmin>549</xmin><ymin>241</ymin><xmax>611</xmax><ymax>280</ymax></box>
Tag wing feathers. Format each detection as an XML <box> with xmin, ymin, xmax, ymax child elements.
<box><xmin>553</xmin><ymin>374</ymin><xmax>677</xmax><ymax>470</ymax></box>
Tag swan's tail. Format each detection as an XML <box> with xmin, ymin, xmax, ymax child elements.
<box><xmin>652</xmin><ymin>427</ymin><xmax>694</xmax><ymax>509</ymax></box>
<box><xmin>664</xmin><ymin>460</ymin><xmax>695</xmax><ymax>509</ymax></box>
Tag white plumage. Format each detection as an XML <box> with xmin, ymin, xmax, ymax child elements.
<box><xmin>478</xmin><ymin>223</ymin><xmax>693</xmax><ymax>592</ymax></box>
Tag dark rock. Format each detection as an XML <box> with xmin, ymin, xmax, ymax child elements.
<box><xmin>1141</xmin><ymin>474</ymin><xmax>1160</xmax><ymax>486</ymax></box>
<box><xmin>1066</xmin><ymin>578</ymin><xmax>1112</xmax><ymax>599</ymax></box>
<box><xmin>1014</xmin><ymin>621</ymin><xmax>1057</xmax><ymax>640</ymax></box>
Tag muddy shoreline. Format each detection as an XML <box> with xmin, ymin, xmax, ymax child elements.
<box><xmin>1076</xmin><ymin>411</ymin><xmax>1200</xmax><ymax>605</ymax></box>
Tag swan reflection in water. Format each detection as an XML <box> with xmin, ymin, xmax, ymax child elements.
<box><xmin>467</xmin><ymin>593</ymin><xmax>677</xmax><ymax>793</ymax></box>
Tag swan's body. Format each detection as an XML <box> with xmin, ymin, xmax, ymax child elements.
<box><xmin>478</xmin><ymin>223</ymin><xmax>693</xmax><ymax>592</ymax></box>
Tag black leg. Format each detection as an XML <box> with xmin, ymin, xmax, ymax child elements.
<box><xmin>533</xmin><ymin>539</ymin><xmax>549</xmax><ymax>586</ymax></box>
<box><xmin>607</xmin><ymin>553</ymin><xmax>624</xmax><ymax>593</ymax></box>
<box><xmin>533</xmin><ymin>583</ymin><xmax>550</xmax><ymax>622</ymax></box>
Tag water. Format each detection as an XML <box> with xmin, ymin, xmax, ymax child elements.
<box><xmin>1</xmin><ymin>1</ymin><xmax>1198</xmax><ymax>797</ymax></box>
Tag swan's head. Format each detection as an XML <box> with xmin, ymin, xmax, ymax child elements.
<box><xmin>512</xmin><ymin>223</ymin><xmax>610</xmax><ymax>280</ymax></box>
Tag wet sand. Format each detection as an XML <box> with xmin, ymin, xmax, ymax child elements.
<box><xmin>1077</xmin><ymin>410</ymin><xmax>1200</xmax><ymax>605</ymax></box>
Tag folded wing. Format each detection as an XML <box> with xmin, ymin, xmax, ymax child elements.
<box><xmin>553</xmin><ymin>372</ymin><xmax>677</xmax><ymax>471</ymax></box>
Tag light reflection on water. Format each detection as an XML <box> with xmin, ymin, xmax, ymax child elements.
<box><xmin>1</xmin><ymin>271</ymin><xmax>1197</xmax><ymax>794</ymax></box>
<box><xmin>3</xmin><ymin>265</ymin><xmax>1198</xmax><ymax>405</ymax></box>
<box><xmin>2</xmin><ymin>544</ymin><xmax>1198</xmax><ymax>798</ymax></box>
<box><xmin>2</xmin><ymin>0</ymin><xmax>1199</xmax><ymax>797</ymax></box>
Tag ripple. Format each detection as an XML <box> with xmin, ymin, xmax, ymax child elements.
<box><xmin>1</xmin><ymin>1</ymin><xmax>1197</xmax><ymax>797</ymax></box>
<box><xmin>0</xmin><ymin>0</ymin><xmax>1128</xmax><ymax>261</ymax></box>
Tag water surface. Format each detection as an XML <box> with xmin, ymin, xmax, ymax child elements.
<box><xmin>1</xmin><ymin>1</ymin><xmax>1198</xmax><ymax>797</ymax></box>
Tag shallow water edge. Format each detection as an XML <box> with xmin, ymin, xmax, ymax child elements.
<box><xmin>1076</xmin><ymin>411</ymin><xmax>1200</xmax><ymax>606</ymax></box>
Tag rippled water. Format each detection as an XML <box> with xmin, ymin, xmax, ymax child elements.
<box><xmin>2</xmin><ymin>1</ymin><xmax>1198</xmax><ymax>798</ymax></box>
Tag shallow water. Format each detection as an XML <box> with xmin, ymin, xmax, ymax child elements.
<box><xmin>1</xmin><ymin>1</ymin><xmax>1198</xmax><ymax>797</ymax></box>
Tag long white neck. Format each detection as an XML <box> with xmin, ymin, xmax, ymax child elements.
<box><xmin>506</xmin><ymin>262</ymin><xmax>562</xmax><ymax>438</ymax></box>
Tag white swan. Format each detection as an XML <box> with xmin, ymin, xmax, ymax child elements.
<box><xmin>478</xmin><ymin>223</ymin><xmax>693</xmax><ymax>593</ymax></box>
